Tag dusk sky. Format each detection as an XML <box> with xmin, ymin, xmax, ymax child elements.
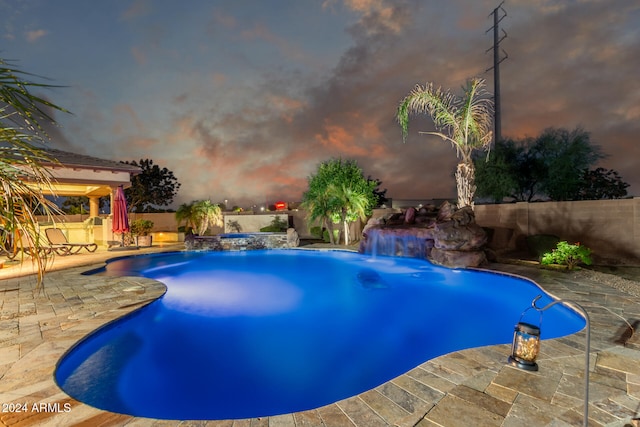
<box><xmin>2</xmin><ymin>0</ymin><xmax>638</xmax><ymax>208</ymax></box>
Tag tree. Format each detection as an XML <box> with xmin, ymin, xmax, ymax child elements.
<box><xmin>175</xmin><ymin>202</ymin><xmax>195</xmax><ymax>233</ymax></box>
<box><xmin>474</xmin><ymin>127</ymin><xmax>611</xmax><ymax>202</ymax></box>
<box><xmin>0</xmin><ymin>58</ymin><xmax>69</xmax><ymax>290</ymax></box>
<box><xmin>575</xmin><ymin>168</ymin><xmax>629</xmax><ymax>200</ymax></box>
<box><xmin>534</xmin><ymin>127</ymin><xmax>602</xmax><ymax>200</ymax></box>
<box><xmin>301</xmin><ymin>159</ymin><xmax>377</xmax><ymax>245</ymax></box>
<box><xmin>61</xmin><ymin>196</ymin><xmax>88</xmax><ymax>215</ymax></box>
<box><xmin>180</xmin><ymin>200</ymin><xmax>223</xmax><ymax>235</ymax></box>
<box><xmin>367</xmin><ymin>175</ymin><xmax>389</xmax><ymax>208</ymax></box>
<box><xmin>474</xmin><ymin>137</ymin><xmax>545</xmax><ymax>202</ymax></box>
<box><xmin>61</xmin><ymin>196</ymin><xmax>106</xmax><ymax>215</ymax></box>
<box><xmin>123</xmin><ymin>159</ymin><xmax>180</xmax><ymax>212</ymax></box>
<box><xmin>397</xmin><ymin>77</ymin><xmax>494</xmax><ymax>208</ymax></box>
<box><xmin>300</xmin><ymin>163</ymin><xmax>338</xmax><ymax>244</ymax></box>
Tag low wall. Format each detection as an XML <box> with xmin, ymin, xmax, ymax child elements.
<box><xmin>184</xmin><ymin>233</ymin><xmax>292</xmax><ymax>251</ymax></box>
<box><xmin>474</xmin><ymin>198</ymin><xmax>640</xmax><ymax>263</ymax></box>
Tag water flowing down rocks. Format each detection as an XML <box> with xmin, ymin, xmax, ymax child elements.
<box><xmin>359</xmin><ymin>202</ymin><xmax>488</xmax><ymax>268</ymax></box>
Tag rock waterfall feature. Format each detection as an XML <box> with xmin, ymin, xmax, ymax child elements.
<box><xmin>359</xmin><ymin>202</ymin><xmax>488</xmax><ymax>268</ymax></box>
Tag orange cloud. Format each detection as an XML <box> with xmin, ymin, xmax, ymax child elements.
<box><xmin>26</xmin><ymin>29</ymin><xmax>47</xmax><ymax>42</ymax></box>
<box><xmin>315</xmin><ymin>121</ymin><xmax>365</xmax><ymax>156</ymax></box>
<box><xmin>268</xmin><ymin>95</ymin><xmax>305</xmax><ymax>123</ymax></box>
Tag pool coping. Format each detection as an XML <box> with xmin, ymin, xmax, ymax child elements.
<box><xmin>1</xmin><ymin>251</ymin><xmax>639</xmax><ymax>426</ymax></box>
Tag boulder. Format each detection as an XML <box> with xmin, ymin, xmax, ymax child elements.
<box><xmin>358</xmin><ymin>202</ymin><xmax>489</xmax><ymax>269</ymax></box>
<box><xmin>431</xmin><ymin>221</ymin><xmax>487</xmax><ymax>251</ymax></box>
<box><xmin>437</xmin><ymin>201</ymin><xmax>456</xmax><ymax>221</ymax></box>
<box><xmin>429</xmin><ymin>248</ymin><xmax>487</xmax><ymax>268</ymax></box>
<box><xmin>286</xmin><ymin>228</ymin><xmax>300</xmax><ymax>247</ymax></box>
<box><xmin>404</xmin><ymin>207</ymin><xmax>416</xmax><ymax>224</ymax></box>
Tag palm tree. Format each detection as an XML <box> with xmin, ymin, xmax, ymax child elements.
<box><xmin>191</xmin><ymin>200</ymin><xmax>223</xmax><ymax>235</ymax></box>
<box><xmin>302</xmin><ymin>158</ymin><xmax>376</xmax><ymax>245</ymax></box>
<box><xmin>175</xmin><ymin>202</ymin><xmax>195</xmax><ymax>233</ymax></box>
<box><xmin>176</xmin><ymin>200</ymin><xmax>223</xmax><ymax>235</ymax></box>
<box><xmin>300</xmin><ymin>170</ymin><xmax>337</xmax><ymax>245</ymax></box>
<box><xmin>331</xmin><ymin>182</ymin><xmax>373</xmax><ymax>246</ymax></box>
<box><xmin>396</xmin><ymin>77</ymin><xmax>494</xmax><ymax>208</ymax></box>
<box><xmin>1</xmin><ymin>58</ymin><xmax>69</xmax><ymax>291</ymax></box>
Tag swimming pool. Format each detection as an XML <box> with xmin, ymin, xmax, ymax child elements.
<box><xmin>56</xmin><ymin>250</ymin><xmax>585</xmax><ymax>420</ymax></box>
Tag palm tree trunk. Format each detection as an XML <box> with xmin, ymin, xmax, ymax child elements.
<box><xmin>343</xmin><ymin>220</ymin><xmax>349</xmax><ymax>246</ymax></box>
<box><xmin>324</xmin><ymin>218</ymin><xmax>335</xmax><ymax>245</ymax></box>
<box><xmin>456</xmin><ymin>161</ymin><xmax>477</xmax><ymax>209</ymax></box>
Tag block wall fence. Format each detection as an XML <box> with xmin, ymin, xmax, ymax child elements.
<box><xmin>37</xmin><ymin>198</ymin><xmax>639</xmax><ymax>262</ymax></box>
<box><xmin>474</xmin><ymin>198</ymin><xmax>640</xmax><ymax>263</ymax></box>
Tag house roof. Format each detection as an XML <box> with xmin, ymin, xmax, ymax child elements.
<box><xmin>40</xmin><ymin>148</ymin><xmax>141</xmax><ymax>173</ymax></box>
<box><xmin>15</xmin><ymin>147</ymin><xmax>141</xmax><ymax>198</ymax></box>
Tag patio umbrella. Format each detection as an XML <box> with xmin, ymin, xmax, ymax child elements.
<box><xmin>112</xmin><ymin>185</ymin><xmax>129</xmax><ymax>246</ymax></box>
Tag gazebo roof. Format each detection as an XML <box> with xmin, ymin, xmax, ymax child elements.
<box><xmin>23</xmin><ymin>147</ymin><xmax>141</xmax><ymax>198</ymax></box>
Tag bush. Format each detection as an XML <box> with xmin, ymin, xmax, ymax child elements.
<box><xmin>130</xmin><ymin>219</ymin><xmax>154</xmax><ymax>236</ymax></box>
<box><xmin>541</xmin><ymin>241</ymin><xmax>592</xmax><ymax>270</ymax></box>
<box><xmin>310</xmin><ymin>226</ymin><xmax>323</xmax><ymax>239</ymax></box>
<box><xmin>260</xmin><ymin>216</ymin><xmax>288</xmax><ymax>232</ymax></box>
<box><xmin>323</xmin><ymin>229</ymin><xmax>340</xmax><ymax>243</ymax></box>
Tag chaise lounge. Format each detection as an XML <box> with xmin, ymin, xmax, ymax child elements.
<box><xmin>7</xmin><ymin>231</ymin><xmax>71</xmax><ymax>259</ymax></box>
<box><xmin>45</xmin><ymin>228</ymin><xmax>98</xmax><ymax>254</ymax></box>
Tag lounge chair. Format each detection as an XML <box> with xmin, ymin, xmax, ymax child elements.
<box><xmin>7</xmin><ymin>231</ymin><xmax>71</xmax><ymax>259</ymax></box>
<box><xmin>45</xmin><ymin>228</ymin><xmax>98</xmax><ymax>254</ymax></box>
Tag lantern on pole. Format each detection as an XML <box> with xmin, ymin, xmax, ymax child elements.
<box><xmin>507</xmin><ymin>295</ymin><xmax>592</xmax><ymax>427</ymax></box>
<box><xmin>508</xmin><ymin>319</ymin><xmax>541</xmax><ymax>371</ymax></box>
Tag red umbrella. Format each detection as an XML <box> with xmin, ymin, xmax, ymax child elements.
<box><xmin>112</xmin><ymin>185</ymin><xmax>129</xmax><ymax>244</ymax></box>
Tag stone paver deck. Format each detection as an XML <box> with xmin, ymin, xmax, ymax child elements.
<box><xmin>1</xmin><ymin>248</ymin><xmax>639</xmax><ymax>426</ymax></box>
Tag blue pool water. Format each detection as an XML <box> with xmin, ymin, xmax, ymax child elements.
<box><xmin>56</xmin><ymin>250</ymin><xmax>584</xmax><ymax>420</ymax></box>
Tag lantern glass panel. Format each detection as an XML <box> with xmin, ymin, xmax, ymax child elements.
<box><xmin>509</xmin><ymin>322</ymin><xmax>541</xmax><ymax>370</ymax></box>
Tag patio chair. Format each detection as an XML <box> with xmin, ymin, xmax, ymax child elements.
<box><xmin>7</xmin><ymin>231</ymin><xmax>71</xmax><ymax>259</ymax></box>
<box><xmin>45</xmin><ymin>228</ymin><xmax>98</xmax><ymax>254</ymax></box>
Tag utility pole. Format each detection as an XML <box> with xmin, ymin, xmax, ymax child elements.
<box><xmin>486</xmin><ymin>1</ymin><xmax>508</xmax><ymax>144</ymax></box>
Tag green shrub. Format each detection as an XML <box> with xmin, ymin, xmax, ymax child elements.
<box><xmin>541</xmin><ymin>241</ymin><xmax>592</xmax><ymax>270</ymax></box>
<box><xmin>260</xmin><ymin>216</ymin><xmax>288</xmax><ymax>232</ymax></box>
<box><xmin>323</xmin><ymin>229</ymin><xmax>340</xmax><ymax>243</ymax></box>
<box><xmin>527</xmin><ymin>234</ymin><xmax>560</xmax><ymax>259</ymax></box>
<box><xmin>310</xmin><ymin>226</ymin><xmax>323</xmax><ymax>238</ymax></box>
<box><xmin>130</xmin><ymin>219</ymin><xmax>154</xmax><ymax>236</ymax></box>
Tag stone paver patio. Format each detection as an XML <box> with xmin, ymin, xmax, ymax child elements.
<box><xmin>1</xmin><ymin>247</ymin><xmax>639</xmax><ymax>426</ymax></box>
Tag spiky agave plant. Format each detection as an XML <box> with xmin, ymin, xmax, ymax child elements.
<box><xmin>1</xmin><ymin>58</ymin><xmax>69</xmax><ymax>292</ymax></box>
<box><xmin>397</xmin><ymin>77</ymin><xmax>494</xmax><ymax>209</ymax></box>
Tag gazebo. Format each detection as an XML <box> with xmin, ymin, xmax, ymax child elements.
<box><xmin>16</xmin><ymin>148</ymin><xmax>141</xmax><ymax>246</ymax></box>
<box><xmin>21</xmin><ymin>148</ymin><xmax>141</xmax><ymax>218</ymax></box>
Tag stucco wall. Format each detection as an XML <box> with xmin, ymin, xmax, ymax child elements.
<box><xmin>475</xmin><ymin>198</ymin><xmax>640</xmax><ymax>262</ymax></box>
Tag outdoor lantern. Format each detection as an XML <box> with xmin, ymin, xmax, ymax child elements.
<box><xmin>508</xmin><ymin>321</ymin><xmax>541</xmax><ymax>371</ymax></box>
<box><xmin>507</xmin><ymin>295</ymin><xmax>592</xmax><ymax>427</ymax></box>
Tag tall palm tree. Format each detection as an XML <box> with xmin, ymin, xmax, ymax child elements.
<box><xmin>1</xmin><ymin>58</ymin><xmax>68</xmax><ymax>291</ymax></box>
<box><xmin>397</xmin><ymin>77</ymin><xmax>494</xmax><ymax>208</ymax></box>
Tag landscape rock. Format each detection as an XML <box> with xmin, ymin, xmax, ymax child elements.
<box><xmin>286</xmin><ymin>228</ymin><xmax>300</xmax><ymax>247</ymax></box>
<box><xmin>359</xmin><ymin>201</ymin><xmax>488</xmax><ymax>268</ymax></box>
<box><xmin>429</xmin><ymin>248</ymin><xmax>487</xmax><ymax>268</ymax></box>
<box><xmin>404</xmin><ymin>207</ymin><xmax>416</xmax><ymax>224</ymax></box>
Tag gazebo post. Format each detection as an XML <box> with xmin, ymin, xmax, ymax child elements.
<box><xmin>89</xmin><ymin>196</ymin><xmax>100</xmax><ymax>218</ymax></box>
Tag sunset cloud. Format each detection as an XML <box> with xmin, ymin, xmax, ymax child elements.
<box><xmin>25</xmin><ymin>29</ymin><xmax>47</xmax><ymax>42</ymax></box>
<box><xmin>5</xmin><ymin>1</ymin><xmax>638</xmax><ymax>208</ymax></box>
